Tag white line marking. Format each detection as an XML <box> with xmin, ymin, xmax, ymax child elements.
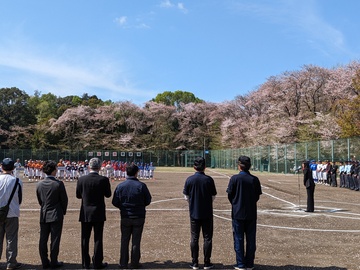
<box><xmin>262</xmin><ymin>191</ymin><xmax>297</xmax><ymax>207</ymax></box>
<box><xmin>150</xmin><ymin>198</ymin><xmax>183</xmax><ymax>204</ymax></box>
<box><xmin>24</xmin><ymin>170</ymin><xmax>360</xmax><ymax>233</ymax></box>
<box><xmin>268</xmin><ymin>180</ymin><xmax>282</xmax><ymax>184</ymax></box>
<box><xmin>213</xmin><ymin>214</ymin><xmax>360</xmax><ymax>232</ymax></box>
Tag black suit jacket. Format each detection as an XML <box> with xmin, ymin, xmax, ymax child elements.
<box><xmin>303</xmin><ymin>167</ymin><xmax>315</xmax><ymax>188</ymax></box>
<box><xmin>76</xmin><ymin>172</ymin><xmax>111</xmax><ymax>222</ymax></box>
<box><xmin>36</xmin><ymin>176</ymin><xmax>68</xmax><ymax>223</ymax></box>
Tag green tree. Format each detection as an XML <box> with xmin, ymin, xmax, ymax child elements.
<box><xmin>152</xmin><ymin>90</ymin><xmax>203</xmax><ymax>110</ymax></box>
<box><xmin>336</xmin><ymin>69</ymin><xmax>360</xmax><ymax>138</ymax></box>
<box><xmin>336</xmin><ymin>95</ymin><xmax>360</xmax><ymax>137</ymax></box>
<box><xmin>0</xmin><ymin>87</ymin><xmax>37</xmax><ymax>129</ymax></box>
<box><xmin>0</xmin><ymin>87</ymin><xmax>37</xmax><ymax>148</ymax></box>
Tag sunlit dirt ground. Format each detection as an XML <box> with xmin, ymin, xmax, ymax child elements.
<box><xmin>7</xmin><ymin>168</ymin><xmax>358</xmax><ymax>270</ymax></box>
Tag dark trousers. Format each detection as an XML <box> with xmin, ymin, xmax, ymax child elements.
<box><xmin>120</xmin><ymin>218</ymin><xmax>145</xmax><ymax>267</ymax></box>
<box><xmin>232</xmin><ymin>219</ymin><xmax>257</xmax><ymax>269</ymax></box>
<box><xmin>340</xmin><ymin>173</ymin><xmax>345</xmax><ymax>187</ymax></box>
<box><xmin>330</xmin><ymin>173</ymin><xmax>337</xmax><ymax>187</ymax></box>
<box><xmin>190</xmin><ymin>218</ymin><xmax>213</xmax><ymax>264</ymax></box>
<box><xmin>346</xmin><ymin>174</ymin><xmax>351</xmax><ymax>188</ymax></box>
<box><xmin>39</xmin><ymin>221</ymin><xmax>63</xmax><ymax>267</ymax></box>
<box><xmin>349</xmin><ymin>174</ymin><xmax>355</xmax><ymax>189</ymax></box>
<box><xmin>81</xmin><ymin>221</ymin><xmax>104</xmax><ymax>268</ymax></box>
<box><xmin>354</xmin><ymin>175</ymin><xmax>359</xmax><ymax>190</ymax></box>
<box><xmin>306</xmin><ymin>185</ymin><xmax>315</xmax><ymax>212</ymax></box>
<box><xmin>0</xmin><ymin>217</ymin><xmax>19</xmax><ymax>267</ymax></box>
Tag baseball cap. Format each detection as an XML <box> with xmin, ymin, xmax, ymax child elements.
<box><xmin>1</xmin><ymin>158</ymin><xmax>15</xmax><ymax>171</ymax></box>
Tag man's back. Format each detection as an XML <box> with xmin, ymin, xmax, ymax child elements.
<box><xmin>227</xmin><ymin>171</ymin><xmax>262</xmax><ymax>220</ymax></box>
<box><xmin>0</xmin><ymin>174</ymin><xmax>22</xmax><ymax>217</ymax></box>
<box><xmin>36</xmin><ymin>177</ymin><xmax>68</xmax><ymax>223</ymax></box>
<box><xmin>183</xmin><ymin>171</ymin><xmax>217</xmax><ymax>220</ymax></box>
<box><xmin>76</xmin><ymin>172</ymin><xmax>111</xmax><ymax>222</ymax></box>
<box><xmin>112</xmin><ymin>177</ymin><xmax>151</xmax><ymax>218</ymax></box>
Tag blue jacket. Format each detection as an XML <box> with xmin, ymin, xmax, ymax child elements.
<box><xmin>112</xmin><ymin>176</ymin><xmax>152</xmax><ymax>218</ymax></box>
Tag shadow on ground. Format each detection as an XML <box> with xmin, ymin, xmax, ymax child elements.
<box><xmin>16</xmin><ymin>262</ymin><xmax>348</xmax><ymax>270</ymax></box>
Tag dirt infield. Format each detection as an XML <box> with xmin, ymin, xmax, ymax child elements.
<box><xmin>5</xmin><ymin>168</ymin><xmax>360</xmax><ymax>270</ymax></box>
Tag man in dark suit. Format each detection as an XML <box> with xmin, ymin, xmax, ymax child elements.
<box><xmin>36</xmin><ymin>160</ymin><xmax>68</xmax><ymax>269</ymax></box>
<box><xmin>76</xmin><ymin>158</ymin><xmax>111</xmax><ymax>269</ymax></box>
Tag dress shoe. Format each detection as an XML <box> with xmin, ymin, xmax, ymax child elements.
<box><xmin>51</xmin><ymin>262</ymin><xmax>64</xmax><ymax>268</ymax></box>
<box><xmin>94</xmin><ymin>262</ymin><xmax>108</xmax><ymax>269</ymax></box>
<box><xmin>6</xmin><ymin>263</ymin><xmax>22</xmax><ymax>270</ymax></box>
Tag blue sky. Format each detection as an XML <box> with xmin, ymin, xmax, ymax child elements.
<box><xmin>0</xmin><ymin>0</ymin><xmax>359</xmax><ymax>106</ymax></box>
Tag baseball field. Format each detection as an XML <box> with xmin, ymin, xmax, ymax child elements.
<box><xmin>7</xmin><ymin>168</ymin><xmax>358</xmax><ymax>270</ymax></box>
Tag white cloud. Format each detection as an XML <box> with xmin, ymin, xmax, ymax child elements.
<box><xmin>136</xmin><ymin>23</ymin><xmax>151</xmax><ymax>29</ymax></box>
<box><xmin>177</xmin><ymin>3</ymin><xmax>188</xmax><ymax>13</ymax></box>
<box><xmin>0</xmin><ymin>42</ymin><xmax>154</xmax><ymax>104</ymax></box>
<box><xmin>115</xmin><ymin>16</ymin><xmax>127</xmax><ymax>27</ymax></box>
<box><xmin>160</xmin><ymin>0</ymin><xmax>173</xmax><ymax>8</ymax></box>
<box><xmin>160</xmin><ymin>0</ymin><xmax>188</xmax><ymax>13</ymax></box>
<box><xmin>114</xmin><ymin>15</ymin><xmax>152</xmax><ymax>30</ymax></box>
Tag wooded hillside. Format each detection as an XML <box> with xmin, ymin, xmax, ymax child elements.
<box><xmin>1</xmin><ymin>62</ymin><xmax>360</xmax><ymax>151</ymax></box>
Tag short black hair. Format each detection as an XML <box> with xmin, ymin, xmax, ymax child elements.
<box><xmin>126</xmin><ymin>164</ymin><xmax>139</xmax><ymax>176</ymax></box>
<box><xmin>194</xmin><ymin>156</ymin><xmax>206</xmax><ymax>171</ymax></box>
<box><xmin>42</xmin><ymin>160</ymin><xmax>57</xmax><ymax>175</ymax></box>
<box><xmin>238</xmin><ymin>156</ymin><xmax>251</xmax><ymax>171</ymax></box>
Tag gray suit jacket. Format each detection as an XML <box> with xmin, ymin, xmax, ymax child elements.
<box><xmin>36</xmin><ymin>176</ymin><xmax>68</xmax><ymax>223</ymax></box>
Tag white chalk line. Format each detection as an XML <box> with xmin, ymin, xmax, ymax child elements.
<box><xmin>214</xmin><ymin>213</ymin><xmax>360</xmax><ymax>232</ymax></box>
<box><xmin>194</xmin><ymin>170</ymin><xmax>360</xmax><ymax>232</ymax></box>
<box><xmin>262</xmin><ymin>191</ymin><xmax>297</xmax><ymax>207</ymax></box>
<box><xmin>24</xmin><ymin>169</ymin><xmax>360</xmax><ymax>232</ymax></box>
<box><xmin>211</xmin><ymin>170</ymin><xmax>360</xmax><ymax>231</ymax></box>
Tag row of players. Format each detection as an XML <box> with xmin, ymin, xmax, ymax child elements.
<box><xmin>10</xmin><ymin>159</ymin><xmax>155</xmax><ymax>181</ymax></box>
<box><xmin>309</xmin><ymin>160</ymin><xmax>360</xmax><ymax>190</ymax></box>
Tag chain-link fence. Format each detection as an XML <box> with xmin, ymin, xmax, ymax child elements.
<box><xmin>211</xmin><ymin>137</ymin><xmax>359</xmax><ymax>173</ymax></box>
<box><xmin>0</xmin><ymin>149</ymin><xmax>205</xmax><ymax>167</ymax></box>
<box><xmin>1</xmin><ymin>137</ymin><xmax>359</xmax><ymax>173</ymax></box>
